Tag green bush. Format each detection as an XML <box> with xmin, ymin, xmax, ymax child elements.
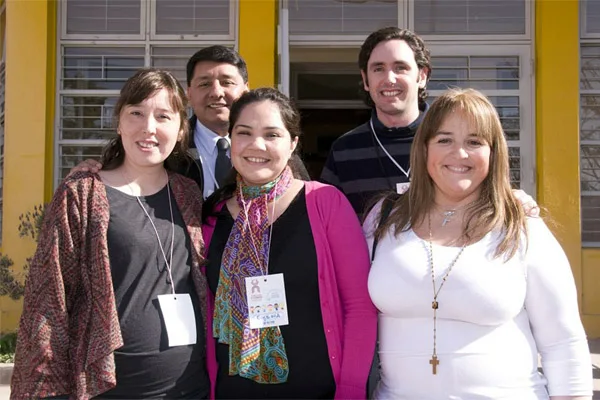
<box><xmin>0</xmin><ymin>205</ymin><xmax>47</xmax><ymax>363</ymax></box>
<box><xmin>0</xmin><ymin>331</ymin><xmax>16</xmax><ymax>363</ymax></box>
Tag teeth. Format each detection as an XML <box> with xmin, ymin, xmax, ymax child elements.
<box><xmin>138</xmin><ymin>142</ymin><xmax>157</xmax><ymax>149</ymax></box>
<box><xmin>247</xmin><ymin>157</ymin><xmax>268</xmax><ymax>163</ymax></box>
<box><xmin>447</xmin><ymin>166</ymin><xmax>469</xmax><ymax>173</ymax></box>
<box><xmin>382</xmin><ymin>90</ymin><xmax>401</xmax><ymax>97</ymax></box>
<box><xmin>209</xmin><ymin>104</ymin><xmax>226</xmax><ymax>108</ymax></box>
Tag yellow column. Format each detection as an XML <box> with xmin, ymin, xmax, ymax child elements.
<box><xmin>238</xmin><ymin>0</ymin><xmax>277</xmax><ymax>88</ymax></box>
<box><xmin>535</xmin><ymin>0</ymin><xmax>587</xmax><ymax>329</ymax></box>
<box><xmin>1</xmin><ymin>0</ymin><xmax>55</xmax><ymax>332</ymax></box>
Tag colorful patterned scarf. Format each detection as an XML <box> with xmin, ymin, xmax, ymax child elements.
<box><xmin>213</xmin><ymin>166</ymin><xmax>293</xmax><ymax>384</ymax></box>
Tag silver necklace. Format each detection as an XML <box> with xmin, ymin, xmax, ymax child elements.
<box><xmin>438</xmin><ymin>200</ymin><xmax>476</xmax><ymax>227</ymax></box>
<box><xmin>123</xmin><ymin>170</ymin><xmax>176</xmax><ymax>294</ymax></box>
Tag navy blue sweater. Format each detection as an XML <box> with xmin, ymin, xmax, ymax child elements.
<box><xmin>321</xmin><ymin>104</ymin><xmax>427</xmax><ymax>217</ymax></box>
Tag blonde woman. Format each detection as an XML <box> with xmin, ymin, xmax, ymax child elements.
<box><xmin>364</xmin><ymin>88</ymin><xmax>592</xmax><ymax>399</ymax></box>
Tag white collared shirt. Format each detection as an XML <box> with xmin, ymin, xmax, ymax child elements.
<box><xmin>192</xmin><ymin>119</ymin><xmax>231</xmax><ymax>199</ymax></box>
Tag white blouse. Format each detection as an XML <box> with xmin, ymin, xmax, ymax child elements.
<box><xmin>363</xmin><ymin>203</ymin><xmax>592</xmax><ymax>400</ymax></box>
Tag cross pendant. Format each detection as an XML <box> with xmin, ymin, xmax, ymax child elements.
<box><xmin>429</xmin><ymin>355</ymin><xmax>439</xmax><ymax>374</ymax></box>
<box><xmin>441</xmin><ymin>211</ymin><xmax>454</xmax><ymax>226</ymax></box>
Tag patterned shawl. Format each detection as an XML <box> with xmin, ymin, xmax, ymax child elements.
<box><xmin>213</xmin><ymin>166</ymin><xmax>293</xmax><ymax>384</ymax></box>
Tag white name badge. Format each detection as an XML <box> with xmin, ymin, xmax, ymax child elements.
<box><xmin>157</xmin><ymin>293</ymin><xmax>197</xmax><ymax>347</ymax></box>
<box><xmin>245</xmin><ymin>273</ymin><xmax>289</xmax><ymax>329</ymax></box>
<box><xmin>396</xmin><ymin>182</ymin><xmax>410</xmax><ymax>194</ymax></box>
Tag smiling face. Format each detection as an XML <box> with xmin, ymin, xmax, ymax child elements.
<box><xmin>361</xmin><ymin>39</ymin><xmax>428</xmax><ymax>127</ymax></box>
<box><xmin>426</xmin><ymin>110</ymin><xmax>491</xmax><ymax>205</ymax></box>
<box><xmin>230</xmin><ymin>100</ymin><xmax>298</xmax><ymax>186</ymax></box>
<box><xmin>186</xmin><ymin>61</ymin><xmax>249</xmax><ymax>136</ymax></box>
<box><xmin>118</xmin><ymin>88</ymin><xmax>182</xmax><ymax>171</ymax></box>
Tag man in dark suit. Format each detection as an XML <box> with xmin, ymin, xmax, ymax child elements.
<box><xmin>182</xmin><ymin>46</ymin><xmax>249</xmax><ymax>198</ymax></box>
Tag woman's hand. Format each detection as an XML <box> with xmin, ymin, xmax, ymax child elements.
<box><xmin>513</xmin><ymin>189</ymin><xmax>540</xmax><ymax>217</ymax></box>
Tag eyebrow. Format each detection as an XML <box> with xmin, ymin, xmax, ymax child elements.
<box><xmin>193</xmin><ymin>74</ymin><xmax>237</xmax><ymax>81</ymax></box>
<box><xmin>234</xmin><ymin>124</ymin><xmax>283</xmax><ymax>130</ymax></box>
<box><xmin>433</xmin><ymin>131</ymin><xmax>480</xmax><ymax>136</ymax></box>
<box><xmin>369</xmin><ymin>60</ymin><xmax>410</xmax><ymax>68</ymax></box>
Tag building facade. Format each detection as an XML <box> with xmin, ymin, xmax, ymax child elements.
<box><xmin>0</xmin><ymin>0</ymin><xmax>597</xmax><ymax>336</ymax></box>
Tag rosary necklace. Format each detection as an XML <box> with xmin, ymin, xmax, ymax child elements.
<box><xmin>427</xmin><ymin>214</ymin><xmax>467</xmax><ymax>374</ymax></box>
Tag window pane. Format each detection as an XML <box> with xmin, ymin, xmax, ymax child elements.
<box><xmin>58</xmin><ymin>145</ymin><xmax>105</xmax><ymax>184</ymax></box>
<box><xmin>429</xmin><ymin>55</ymin><xmax>520</xmax><ymax>91</ymax></box>
<box><xmin>581</xmin><ymin>145</ymin><xmax>600</xmax><ymax>192</ymax></box>
<box><xmin>61</xmin><ymin>96</ymin><xmax>118</xmax><ymax>140</ymax></box>
<box><xmin>414</xmin><ymin>0</ymin><xmax>526</xmax><ymax>35</ymax></box>
<box><xmin>66</xmin><ymin>0</ymin><xmax>141</xmax><ymax>35</ymax></box>
<box><xmin>62</xmin><ymin>47</ymin><xmax>145</xmax><ymax>90</ymax></box>
<box><xmin>581</xmin><ymin>95</ymin><xmax>600</xmax><ymax>141</ymax></box>
<box><xmin>155</xmin><ymin>0</ymin><xmax>230</xmax><ymax>35</ymax></box>
<box><xmin>583</xmin><ymin>196</ymin><xmax>600</xmax><ymax>243</ymax></box>
<box><xmin>581</xmin><ymin>46</ymin><xmax>600</xmax><ymax>90</ymax></box>
<box><xmin>489</xmin><ymin>96</ymin><xmax>520</xmax><ymax>141</ymax></box>
<box><xmin>289</xmin><ymin>0</ymin><xmax>397</xmax><ymax>36</ymax></box>
<box><xmin>585</xmin><ymin>0</ymin><xmax>600</xmax><ymax>35</ymax></box>
<box><xmin>509</xmin><ymin>146</ymin><xmax>520</xmax><ymax>188</ymax></box>
<box><xmin>151</xmin><ymin>47</ymin><xmax>198</xmax><ymax>88</ymax></box>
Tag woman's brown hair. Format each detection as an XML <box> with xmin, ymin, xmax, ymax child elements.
<box><xmin>101</xmin><ymin>68</ymin><xmax>189</xmax><ymax>171</ymax></box>
<box><xmin>373</xmin><ymin>88</ymin><xmax>527</xmax><ymax>259</ymax></box>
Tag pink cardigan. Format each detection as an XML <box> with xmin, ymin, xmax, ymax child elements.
<box><xmin>202</xmin><ymin>181</ymin><xmax>377</xmax><ymax>399</ymax></box>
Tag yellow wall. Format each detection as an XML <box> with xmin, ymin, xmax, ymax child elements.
<box><xmin>238</xmin><ymin>0</ymin><xmax>277</xmax><ymax>88</ymax></box>
<box><xmin>582</xmin><ymin>249</ymin><xmax>600</xmax><ymax>337</ymax></box>
<box><xmin>535</xmin><ymin>1</ymin><xmax>594</xmax><ymax>334</ymax></box>
<box><xmin>0</xmin><ymin>0</ymin><xmax>55</xmax><ymax>332</ymax></box>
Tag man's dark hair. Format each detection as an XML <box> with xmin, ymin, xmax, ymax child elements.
<box><xmin>186</xmin><ymin>45</ymin><xmax>249</xmax><ymax>87</ymax></box>
<box><xmin>358</xmin><ymin>27</ymin><xmax>431</xmax><ymax>108</ymax></box>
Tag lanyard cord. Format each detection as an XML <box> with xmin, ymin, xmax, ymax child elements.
<box><xmin>124</xmin><ymin>170</ymin><xmax>176</xmax><ymax>295</ymax></box>
<box><xmin>239</xmin><ymin>181</ymin><xmax>278</xmax><ymax>276</ymax></box>
<box><xmin>369</xmin><ymin>118</ymin><xmax>410</xmax><ymax>179</ymax></box>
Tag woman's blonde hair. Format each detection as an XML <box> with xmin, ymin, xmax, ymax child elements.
<box><xmin>374</xmin><ymin>88</ymin><xmax>527</xmax><ymax>259</ymax></box>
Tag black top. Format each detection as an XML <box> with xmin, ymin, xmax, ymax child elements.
<box><xmin>206</xmin><ymin>187</ymin><xmax>335</xmax><ymax>399</ymax></box>
<box><xmin>100</xmin><ymin>185</ymin><xmax>209</xmax><ymax>399</ymax></box>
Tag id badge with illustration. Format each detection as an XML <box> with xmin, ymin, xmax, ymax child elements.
<box><xmin>245</xmin><ymin>273</ymin><xmax>289</xmax><ymax>329</ymax></box>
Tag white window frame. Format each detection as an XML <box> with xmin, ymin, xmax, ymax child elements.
<box><xmin>408</xmin><ymin>0</ymin><xmax>532</xmax><ymax>41</ymax></box>
<box><xmin>60</xmin><ymin>0</ymin><xmax>147</xmax><ymax>40</ymax></box>
<box><xmin>278</xmin><ymin>0</ymin><xmax>290</xmax><ymax>95</ymax></box>
<box><xmin>150</xmin><ymin>0</ymin><xmax>237</xmax><ymax>42</ymax></box>
<box><xmin>55</xmin><ymin>2</ymin><xmax>239</xmax><ymax>188</ymax></box>
<box><xmin>426</xmin><ymin>43</ymin><xmax>535</xmax><ymax>197</ymax></box>
<box><xmin>287</xmin><ymin>0</ymin><xmax>407</xmax><ymax>45</ymax></box>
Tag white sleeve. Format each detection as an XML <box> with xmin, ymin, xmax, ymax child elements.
<box><xmin>362</xmin><ymin>199</ymin><xmax>384</xmax><ymax>259</ymax></box>
<box><xmin>524</xmin><ymin>217</ymin><xmax>592</xmax><ymax>396</ymax></box>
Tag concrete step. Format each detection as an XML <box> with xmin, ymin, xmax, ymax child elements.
<box><xmin>0</xmin><ymin>364</ymin><xmax>10</xmax><ymax>386</ymax></box>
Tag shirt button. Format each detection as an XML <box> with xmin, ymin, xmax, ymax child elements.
<box><xmin>327</xmin><ymin>329</ymin><xmax>332</xmax><ymax>333</ymax></box>
<box><xmin>331</xmin><ymin>355</ymin><xmax>336</xmax><ymax>360</ymax></box>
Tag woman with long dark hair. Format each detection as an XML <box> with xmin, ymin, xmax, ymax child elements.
<box><xmin>202</xmin><ymin>87</ymin><xmax>377</xmax><ymax>399</ymax></box>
